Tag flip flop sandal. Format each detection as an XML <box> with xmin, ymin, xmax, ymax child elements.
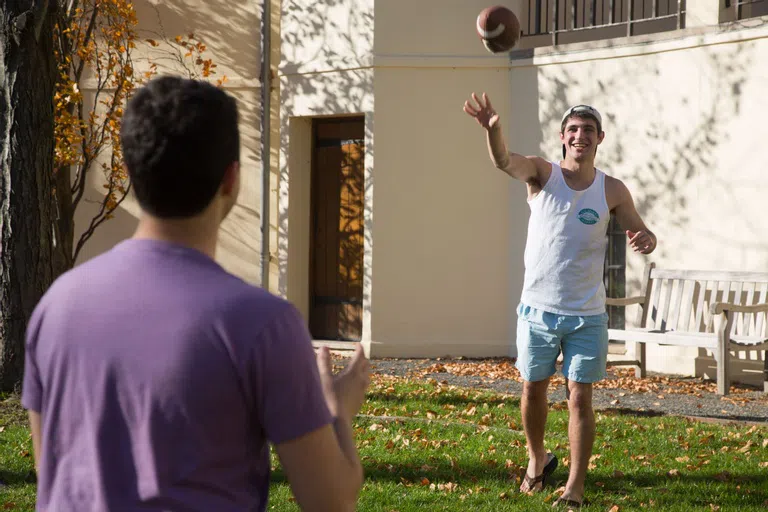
<box><xmin>553</xmin><ymin>496</ymin><xmax>586</xmax><ymax>509</ymax></box>
<box><xmin>521</xmin><ymin>453</ymin><xmax>558</xmax><ymax>492</ymax></box>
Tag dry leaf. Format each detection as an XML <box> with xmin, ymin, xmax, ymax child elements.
<box><xmin>609</xmin><ymin>506</ymin><xmax>620</xmax><ymax>512</ymax></box>
<box><xmin>676</xmin><ymin>456</ymin><xmax>690</xmax><ymax>463</ymax></box>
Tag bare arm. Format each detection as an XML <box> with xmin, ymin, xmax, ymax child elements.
<box><xmin>609</xmin><ymin>177</ymin><xmax>657</xmax><ymax>254</ymax></box>
<box><xmin>464</xmin><ymin>92</ymin><xmax>549</xmax><ymax>185</ymax></box>
<box><xmin>274</xmin><ymin>418</ymin><xmax>363</xmax><ymax>512</ymax></box>
<box><xmin>274</xmin><ymin>345</ymin><xmax>370</xmax><ymax>511</ymax></box>
<box><xmin>28</xmin><ymin>410</ymin><xmax>41</xmax><ymax>473</ymax></box>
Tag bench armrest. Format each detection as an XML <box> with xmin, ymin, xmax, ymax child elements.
<box><xmin>606</xmin><ymin>296</ymin><xmax>645</xmax><ymax>307</ymax></box>
<box><xmin>710</xmin><ymin>302</ymin><xmax>768</xmax><ymax>315</ymax></box>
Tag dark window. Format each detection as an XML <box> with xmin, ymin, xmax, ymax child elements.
<box><xmin>523</xmin><ymin>0</ymin><xmax>686</xmax><ymax>46</ymax></box>
<box><xmin>725</xmin><ymin>0</ymin><xmax>768</xmax><ymax>20</ymax></box>
<box><xmin>604</xmin><ymin>213</ymin><xmax>626</xmax><ymax>329</ymax></box>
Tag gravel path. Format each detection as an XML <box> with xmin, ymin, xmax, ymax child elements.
<box><xmin>368</xmin><ymin>357</ymin><xmax>768</xmax><ymax>425</ymax></box>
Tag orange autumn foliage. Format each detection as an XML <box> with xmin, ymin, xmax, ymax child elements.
<box><xmin>53</xmin><ymin>0</ymin><xmax>225</xmax><ymax>264</ymax></box>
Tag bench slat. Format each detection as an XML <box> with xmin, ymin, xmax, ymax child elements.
<box><xmin>744</xmin><ymin>282</ymin><xmax>756</xmax><ymax>337</ymax></box>
<box><xmin>651</xmin><ymin>269</ymin><xmax>768</xmax><ymax>283</ymax></box>
<box><xmin>669</xmin><ymin>279</ymin><xmax>686</xmax><ymax>331</ymax></box>
<box><xmin>732</xmin><ymin>281</ymin><xmax>744</xmax><ymax>335</ymax></box>
<box><xmin>658</xmin><ymin>279</ymin><xmax>675</xmax><ymax>331</ymax></box>
<box><xmin>756</xmin><ymin>282</ymin><xmax>768</xmax><ymax>338</ymax></box>
<box><xmin>706</xmin><ymin>281</ymin><xmax>721</xmax><ymax>333</ymax></box>
<box><xmin>693</xmin><ymin>281</ymin><xmax>707</xmax><ymax>333</ymax></box>
<box><xmin>678</xmin><ymin>280</ymin><xmax>696</xmax><ymax>332</ymax></box>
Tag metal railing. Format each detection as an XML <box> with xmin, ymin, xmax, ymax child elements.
<box><xmin>525</xmin><ymin>0</ymin><xmax>686</xmax><ymax>45</ymax></box>
<box><xmin>725</xmin><ymin>0</ymin><xmax>768</xmax><ymax>20</ymax></box>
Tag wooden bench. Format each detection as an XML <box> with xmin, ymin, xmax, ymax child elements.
<box><xmin>606</xmin><ymin>263</ymin><xmax>768</xmax><ymax>395</ymax></box>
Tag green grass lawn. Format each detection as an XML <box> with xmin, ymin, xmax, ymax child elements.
<box><xmin>2</xmin><ymin>377</ymin><xmax>767</xmax><ymax>511</ymax></box>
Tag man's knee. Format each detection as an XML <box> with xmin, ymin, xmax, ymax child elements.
<box><xmin>522</xmin><ymin>379</ymin><xmax>549</xmax><ymax>401</ymax></box>
<box><xmin>566</xmin><ymin>382</ymin><xmax>593</xmax><ymax>412</ymax></box>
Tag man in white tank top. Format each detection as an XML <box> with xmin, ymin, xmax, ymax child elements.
<box><xmin>464</xmin><ymin>93</ymin><xmax>656</xmax><ymax>508</ymax></box>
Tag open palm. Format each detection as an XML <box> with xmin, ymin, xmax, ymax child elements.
<box><xmin>463</xmin><ymin>92</ymin><xmax>499</xmax><ymax>130</ymax></box>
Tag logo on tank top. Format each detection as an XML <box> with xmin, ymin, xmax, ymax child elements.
<box><xmin>577</xmin><ymin>208</ymin><xmax>600</xmax><ymax>225</ymax></box>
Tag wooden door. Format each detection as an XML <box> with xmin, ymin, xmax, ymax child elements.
<box><xmin>309</xmin><ymin>118</ymin><xmax>365</xmax><ymax>341</ymax></box>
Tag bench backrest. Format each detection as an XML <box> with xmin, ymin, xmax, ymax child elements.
<box><xmin>641</xmin><ymin>266</ymin><xmax>768</xmax><ymax>339</ymax></box>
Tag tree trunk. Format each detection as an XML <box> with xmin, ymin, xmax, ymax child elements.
<box><xmin>0</xmin><ymin>0</ymin><xmax>58</xmax><ymax>392</ymax></box>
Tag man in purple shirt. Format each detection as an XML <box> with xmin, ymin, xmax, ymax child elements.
<box><xmin>22</xmin><ymin>75</ymin><xmax>370</xmax><ymax>511</ymax></box>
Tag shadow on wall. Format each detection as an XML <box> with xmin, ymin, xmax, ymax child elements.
<box><xmin>75</xmin><ymin>1</ymin><xmax>264</xmax><ymax>271</ymax></box>
<box><xmin>536</xmin><ymin>40</ymin><xmax>762</xmax><ymax>293</ymax></box>
<box><xmin>132</xmin><ymin>0</ymin><xmax>260</xmax><ymax>80</ymax></box>
<box><xmin>281</xmin><ymin>0</ymin><xmax>373</xmax><ymax>72</ymax></box>
<box><xmin>277</xmin><ymin>1</ymin><xmax>375</xmax><ymax>323</ymax></box>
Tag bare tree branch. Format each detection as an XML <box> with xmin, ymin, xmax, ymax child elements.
<box><xmin>73</xmin><ymin>180</ymin><xmax>131</xmax><ymax>262</ymax></box>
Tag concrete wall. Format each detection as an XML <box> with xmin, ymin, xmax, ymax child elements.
<box><xmin>509</xmin><ymin>16</ymin><xmax>768</xmax><ymax>384</ymax></box>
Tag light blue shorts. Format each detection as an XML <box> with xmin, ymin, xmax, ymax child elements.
<box><xmin>515</xmin><ymin>303</ymin><xmax>609</xmax><ymax>383</ymax></box>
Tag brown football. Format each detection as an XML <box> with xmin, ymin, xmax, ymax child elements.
<box><xmin>476</xmin><ymin>6</ymin><xmax>521</xmax><ymax>53</ymax></box>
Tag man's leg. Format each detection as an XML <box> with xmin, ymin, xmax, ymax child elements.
<box><xmin>514</xmin><ymin>303</ymin><xmax>561</xmax><ymax>493</ymax></box>
<box><xmin>561</xmin><ymin>380</ymin><xmax>595</xmax><ymax>503</ymax></box>
<box><xmin>558</xmin><ymin>311</ymin><xmax>608</xmax><ymax>505</ymax></box>
<box><xmin>519</xmin><ymin>377</ymin><xmax>551</xmax><ymax>492</ymax></box>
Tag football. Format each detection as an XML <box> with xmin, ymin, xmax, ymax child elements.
<box><xmin>476</xmin><ymin>6</ymin><xmax>521</xmax><ymax>53</ymax></box>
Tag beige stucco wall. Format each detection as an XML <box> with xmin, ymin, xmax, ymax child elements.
<box><xmin>75</xmin><ymin>0</ymin><xmax>265</xmax><ymax>286</ymax></box>
<box><xmin>509</xmin><ymin>17</ymin><xmax>768</xmax><ymax>384</ymax></box>
<box><xmin>369</xmin><ymin>66</ymin><xmax>522</xmax><ymax>357</ymax></box>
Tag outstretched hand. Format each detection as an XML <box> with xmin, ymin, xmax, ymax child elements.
<box><xmin>463</xmin><ymin>92</ymin><xmax>499</xmax><ymax>130</ymax></box>
<box><xmin>626</xmin><ymin>230</ymin><xmax>656</xmax><ymax>254</ymax></box>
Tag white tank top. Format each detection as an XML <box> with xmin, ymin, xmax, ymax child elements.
<box><xmin>520</xmin><ymin>162</ymin><xmax>609</xmax><ymax>316</ymax></box>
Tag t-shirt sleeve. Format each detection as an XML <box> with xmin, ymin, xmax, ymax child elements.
<box><xmin>255</xmin><ymin>303</ymin><xmax>333</xmax><ymax>445</ymax></box>
<box><xmin>21</xmin><ymin>303</ymin><xmax>44</xmax><ymax>413</ymax></box>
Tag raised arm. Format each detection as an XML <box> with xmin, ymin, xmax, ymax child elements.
<box><xmin>463</xmin><ymin>92</ymin><xmax>550</xmax><ymax>186</ymax></box>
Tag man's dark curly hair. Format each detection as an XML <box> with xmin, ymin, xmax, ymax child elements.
<box><xmin>120</xmin><ymin>75</ymin><xmax>240</xmax><ymax>218</ymax></box>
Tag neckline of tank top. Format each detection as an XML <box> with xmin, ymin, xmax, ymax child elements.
<box><xmin>555</xmin><ymin>161</ymin><xmax>601</xmax><ymax>193</ymax></box>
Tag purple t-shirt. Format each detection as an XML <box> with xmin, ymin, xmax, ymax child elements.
<box><xmin>22</xmin><ymin>239</ymin><xmax>332</xmax><ymax>511</ymax></box>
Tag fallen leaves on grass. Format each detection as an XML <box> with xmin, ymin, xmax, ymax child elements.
<box><xmin>421</xmin><ymin>360</ymin><xmax>521</xmax><ymax>382</ymax></box>
<box><xmin>397</xmin><ymin>358</ymin><xmax>763</xmax><ymax>402</ymax></box>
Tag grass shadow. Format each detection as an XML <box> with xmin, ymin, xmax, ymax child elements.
<box><xmin>0</xmin><ymin>468</ymin><xmax>36</xmax><ymax>487</ymax></box>
<box><xmin>366</xmin><ymin>390</ymin><xmax>521</xmax><ymax>410</ymax></box>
